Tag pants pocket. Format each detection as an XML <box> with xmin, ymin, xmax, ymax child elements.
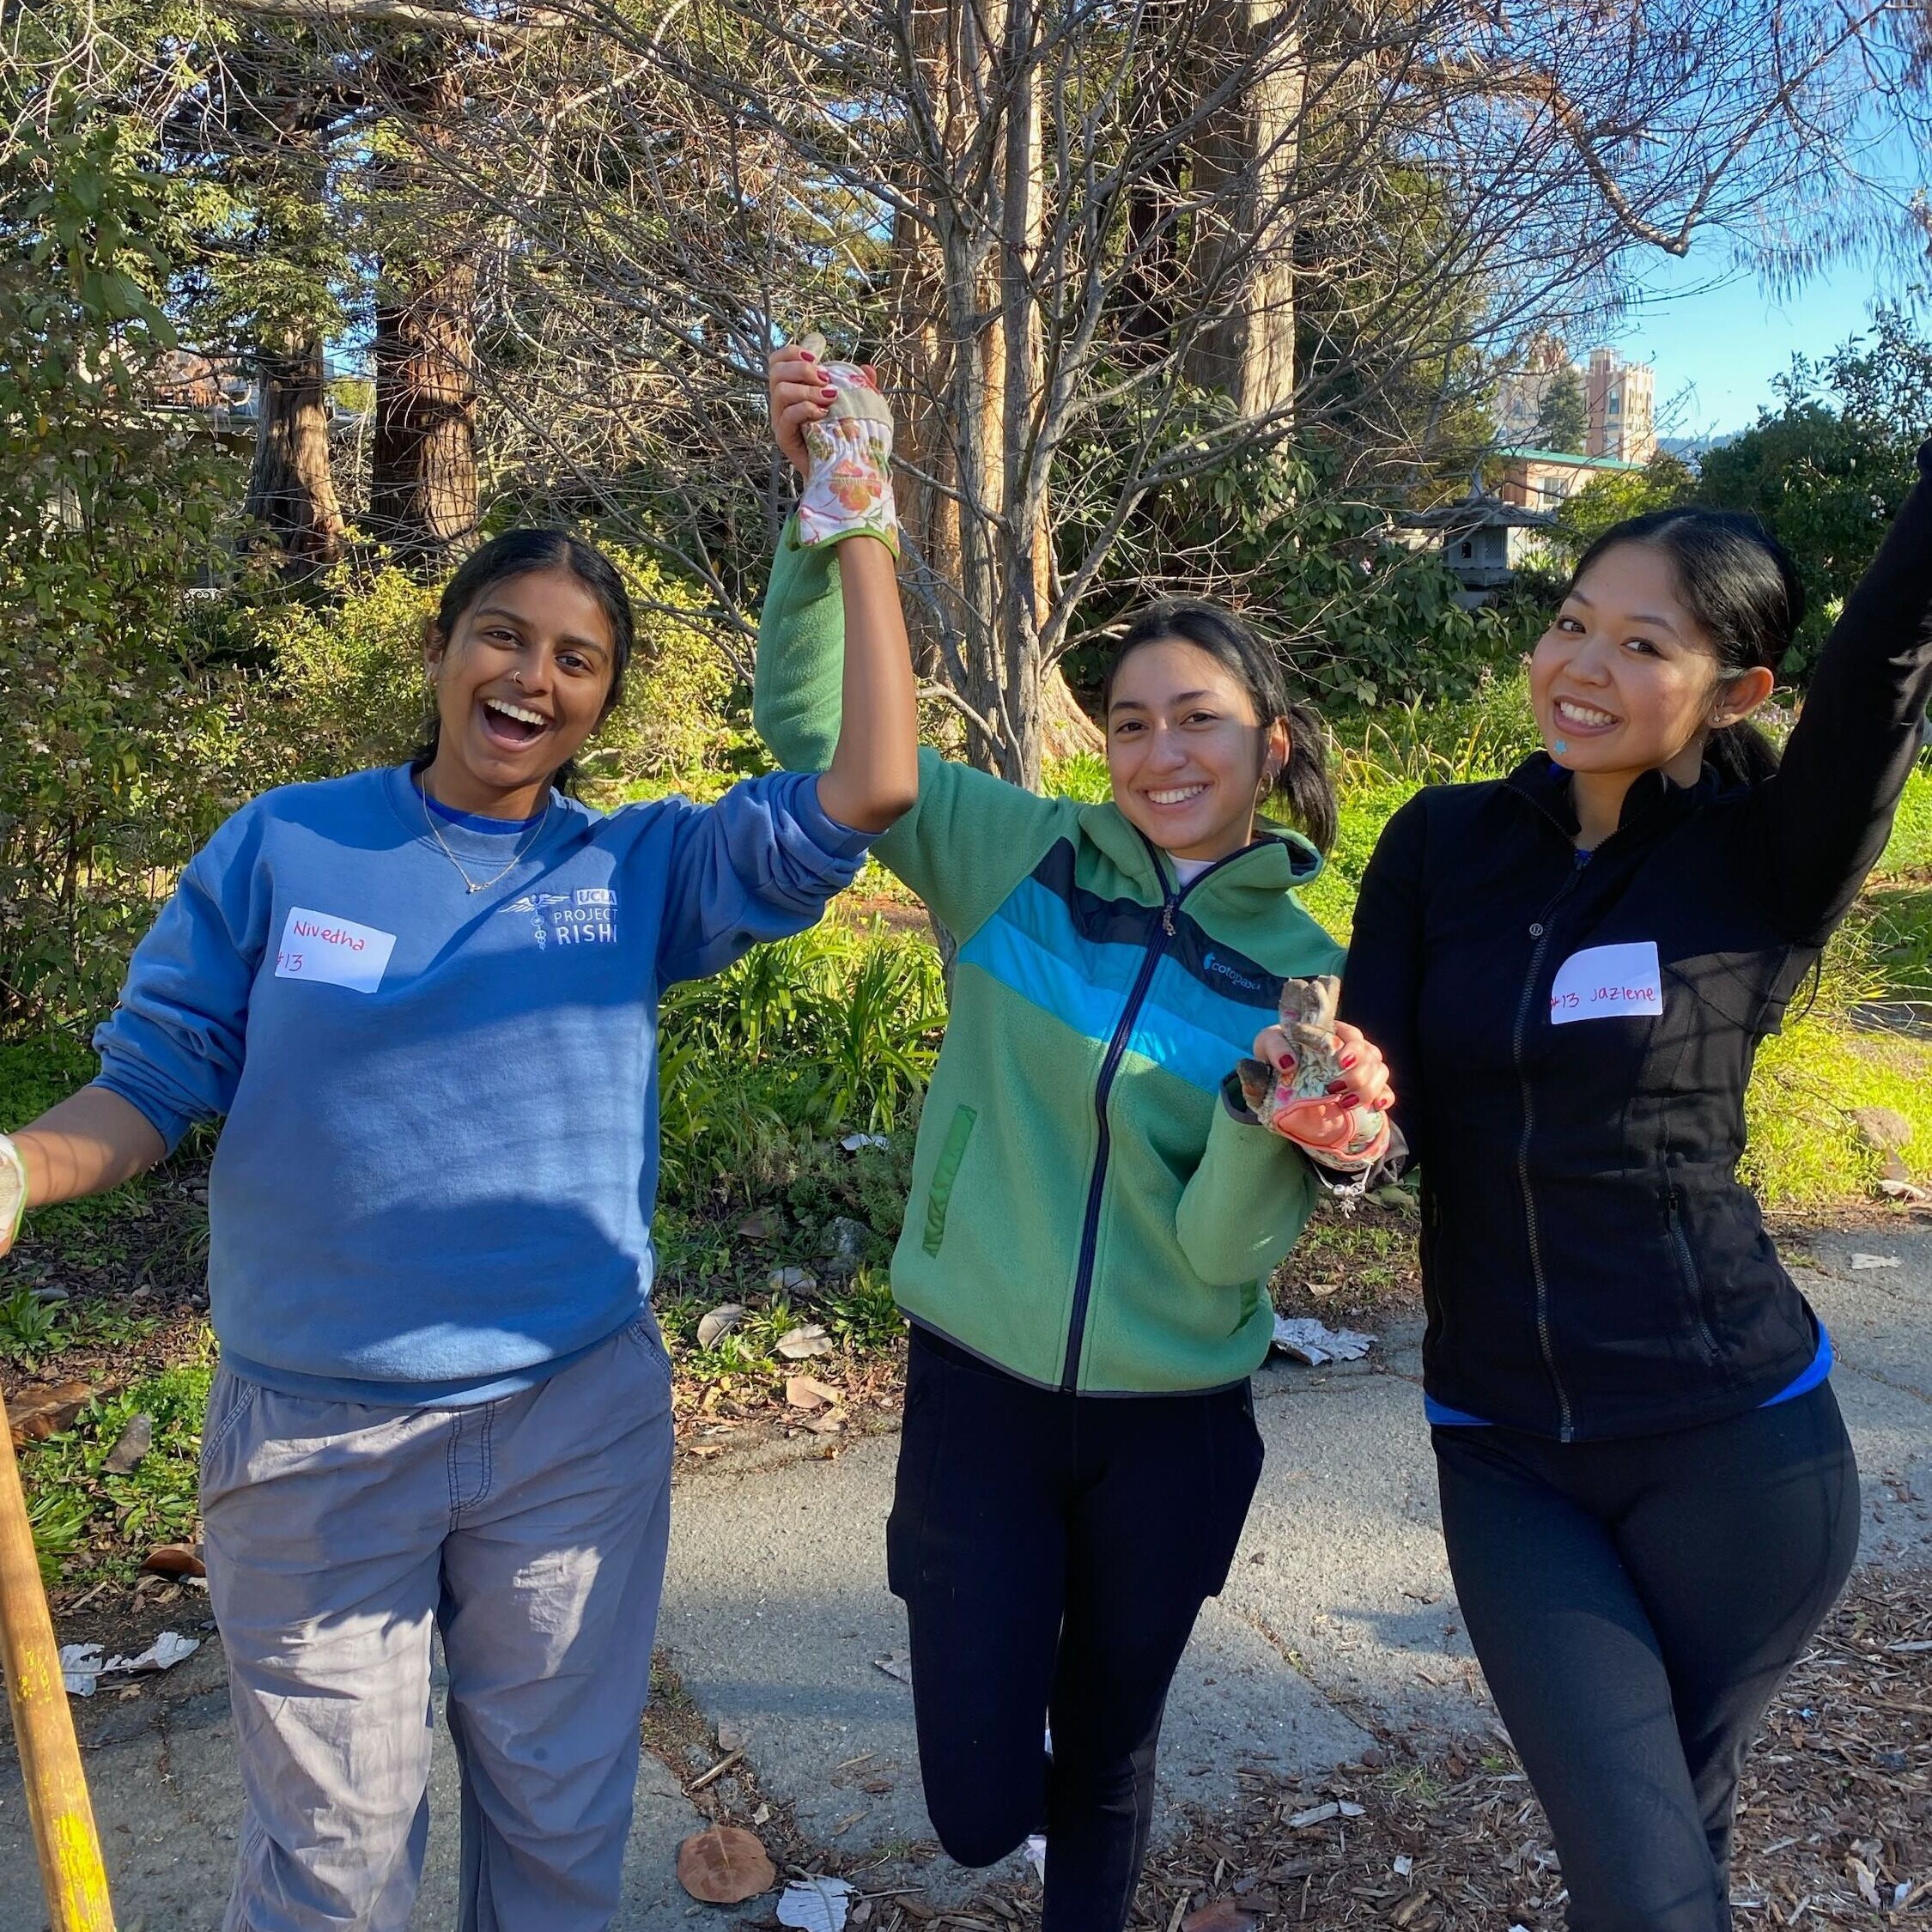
<box><xmin>1196</xmin><ymin>1383</ymin><xmax>1264</xmax><ymax>1598</ymax></box>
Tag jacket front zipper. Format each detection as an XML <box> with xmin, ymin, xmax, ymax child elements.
<box><xmin>1058</xmin><ymin>840</ymin><xmax>1246</xmax><ymax>1392</ymax></box>
<box><xmin>1509</xmin><ymin>842</ymin><xmax>1588</xmax><ymax>1440</ymax></box>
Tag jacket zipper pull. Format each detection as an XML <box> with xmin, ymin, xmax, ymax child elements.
<box><xmin>1161</xmin><ymin>899</ymin><xmax>1176</xmax><ymax>936</ymax></box>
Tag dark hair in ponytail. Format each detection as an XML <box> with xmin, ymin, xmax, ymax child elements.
<box><xmin>412</xmin><ymin>528</ymin><xmax>635</xmax><ymax>797</ymax></box>
<box><xmin>1566</xmin><ymin>508</ymin><xmax>1803</xmax><ymax>787</ymax></box>
<box><xmin>1101</xmin><ymin>599</ymin><xmax>1338</xmax><ymax>854</ymax></box>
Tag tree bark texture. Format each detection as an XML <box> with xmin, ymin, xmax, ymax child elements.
<box><xmin>243</xmin><ymin>330</ymin><xmax>346</xmax><ymax>574</ymax></box>
<box><xmin>368</xmin><ymin>64</ymin><xmax>480</xmax><ymax>571</ymax></box>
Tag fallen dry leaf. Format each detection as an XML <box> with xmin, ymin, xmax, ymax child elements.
<box><xmin>776</xmin><ymin>1324</ymin><xmax>833</xmax><ymax>1360</ymax></box>
<box><xmin>697</xmin><ymin>1303</ymin><xmax>748</xmax><ymax>1349</ymax></box>
<box><xmin>7</xmin><ymin>1380</ymin><xmax>104</xmax><ymax>1445</ymax></box>
<box><xmin>787</xmin><ymin>1375</ymin><xmax>841</xmax><ymax>1410</ymax></box>
<box><xmin>675</xmin><ymin>1825</ymin><xmax>775</xmax><ymax>1904</ymax></box>
<box><xmin>140</xmin><ymin>1543</ymin><xmax>206</xmax><ymax>1580</ymax></box>
<box><xmin>1182</xmin><ymin>1904</ymin><xmax>1257</xmax><ymax>1932</ymax></box>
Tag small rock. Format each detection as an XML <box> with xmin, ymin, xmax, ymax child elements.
<box><xmin>817</xmin><ymin>1218</ymin><xmax>871</xmax><ymax>1277</ymax></box>
<box><xmin>104</xmin><ymin>1413</ymin><xmax>155</xmax><ymax>1474</ymax></box>
<box><xmin>30</xmin><ymin>1286</ymin><xmax>70</xmax><ymax>1305</ymax></box>
<box><xmin>1852</xmin><ymin>1106</ymin><xmax>1915</xmax><ymax>1154</ymax></box>
<box><xmin>716</xmin><ymin>1719</ymin><xmax>747</xmax><ymax>1753</ymax></box>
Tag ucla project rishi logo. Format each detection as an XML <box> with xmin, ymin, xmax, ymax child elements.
<box><xmin>504</xmin><ymin>886</ymin><xmax>619</xmax><ymax>950</ymax></box>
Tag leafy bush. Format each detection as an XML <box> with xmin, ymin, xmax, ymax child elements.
<box><xmin>0</xmin><ymin>130</ymin><xmax>255</xmax><ymax>1034</ymax></box>
<box><xmin>655</xmin><ymin>920</ymin><xmax>945</xmax><ymax>1206</ymax></box>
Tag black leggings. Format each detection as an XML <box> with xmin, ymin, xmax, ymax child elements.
<box><xmin>886</xmin><ymin>1327</ymin><xmax>1263</xmax><ymax>1932</ymax></box>
<box><xmin>1435</xmin><ymin>1382</ymin><xmax>1858</xmax><ymax>1932</ymax></box>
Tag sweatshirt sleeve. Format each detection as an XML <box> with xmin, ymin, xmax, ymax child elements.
<box><xmin>1764</xmin><ymin>437</ymin><xmax>1932</xmax><ymax>944</ymax></box>
<box><xmin>1174</xmin><ymin>1082</ymin><xmax>1318</xmax><ymax>1286</ymax></box>
<box><xmin>753</xmin><ymin>519</ymin><xmax>1065</xmax><ymax>941</ymax></box>
<box><xmin>654</xmin><ymin>769</ymin><xmax>872</xmax><ymax>984</ymax></box>
<box><xmin>1336</xmin><ymin>791</ymin><xmax>1429</xmax><ymax>1171</ymax></box>
<box><xmin>91</xmin><ymin>805</ymin><xmax>272</xmax><ymax>1152</ymax></box>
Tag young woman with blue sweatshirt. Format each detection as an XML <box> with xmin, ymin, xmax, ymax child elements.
<box><xmin>0</xmin><ymin>517</ymin><xmax>917</xmax><ymax>1930</ymax></box>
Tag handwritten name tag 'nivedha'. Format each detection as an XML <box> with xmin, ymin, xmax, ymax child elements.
<box><xmin>1549</xmin><ymin>940</ymin><xmax>1662</xmax><ymax>1025</ymax></box>
<box><xmin>274</xmin><ymin>907</ymin><xmax>397</xmax><ymax>994</ymax></box>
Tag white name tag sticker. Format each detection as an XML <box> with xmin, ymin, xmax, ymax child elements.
<box><xmin>1549</xmin><ymin>940</ymin><xmax>1662</xmax><ymax>1025</ymax></box>
<box><xmin>274</xmin><ymin>908</ymin><xmax>396</xmax><ymax>994</ymax></box>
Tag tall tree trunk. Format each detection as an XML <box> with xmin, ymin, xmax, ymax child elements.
<box><xmin>243</xmin><ymin>329</ymin><xmax>346</xmax><ymax>574</ymax></box>
<box><xmin>1182</xmin><ymin>3</ymin><xmax>1303</xmax><ymax>421</ymax></box>
<box><xmin>368</xmin><ymin>64</ymin><xmax>479</xmax><ymax>571</ymax></box>
<box><xmin>895</xmin><ymin>0</ymin><xmax>1098</xmax><ymax>786</ymax></box>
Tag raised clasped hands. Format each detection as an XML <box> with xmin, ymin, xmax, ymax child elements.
<box><xmin>768</xmin><ymin>337</ymin><xmax>899</xmax><ymax>555</ymax></box>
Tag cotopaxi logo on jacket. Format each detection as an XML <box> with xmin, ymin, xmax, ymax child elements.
<box><xmin>504</xmin><ymin>886</ymin><xmax>619</xmax><ymax>950</ymax></box>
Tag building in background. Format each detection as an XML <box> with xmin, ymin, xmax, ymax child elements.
<box><xmin>1495</xmin><ymin>447</ymin><xmax>1642</xmax><ymax>512</ymax></box>
<box><xmin>1495</xmin><ymin>336</ymin><xmax>1574</xmax><ymax>447</ymax></box>
<box><xmin>1586</xmin><ymin>348</ymin><xmax>1656</xmax><ymax>463</ymax></box>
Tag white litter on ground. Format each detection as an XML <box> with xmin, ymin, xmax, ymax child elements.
<box><xmin>1271</xmin><ymin>1315</ymin><xmax>1375</xmax><ymax>1365</ymax></box>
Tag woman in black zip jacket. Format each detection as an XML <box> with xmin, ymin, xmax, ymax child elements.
<box><xmin>1339</xmin><ymin>439</ymin><xmax>1932</xmax><ymax>1930</ymax></box>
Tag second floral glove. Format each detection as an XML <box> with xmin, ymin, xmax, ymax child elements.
<box><xmin>1236</xmin><ymin>975</ymin><xmax>1392</xmax><ymax>1176</ymax></box>
<box><xmin>794</xmin><ymin>332</ymin><xmax>900</xmax><ymax>556</ymax></box>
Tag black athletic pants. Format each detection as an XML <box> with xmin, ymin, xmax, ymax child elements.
<box><xmin>886</xmin><ymin>1327</ymin><xmax>1263</xmax><ymax>1932</ymax></box>
<box><xmin>1434</xmin><ymin>1382</ymin><xmax>1858</xmax><ymax>1932</ymax></box>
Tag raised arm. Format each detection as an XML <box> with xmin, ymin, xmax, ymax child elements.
<box><xmin>1766</xmin><ymin>438</ymin><xmax>1932</xmax><ymax>943</ymax></box>
<box><xmin>756</xmin><ymin>342</ymin><xmax>1066</xmax><ymax>942</ymax></box>
<box><xmin>814</xmin><ymin>534</ymin><xmax>919</xmax><ymax>834</ymax></box>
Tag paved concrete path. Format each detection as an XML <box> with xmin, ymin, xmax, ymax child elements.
<box><xmin>2</xmin><ymin>1224</ymin><xmax>1926</xmax><ymax>1927</ymax></box>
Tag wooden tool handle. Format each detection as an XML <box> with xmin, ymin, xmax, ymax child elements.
<box><xmin>0</xmin><ymin>1413</ymin><xmax>115</xmax><ymax>1929</ymax></box>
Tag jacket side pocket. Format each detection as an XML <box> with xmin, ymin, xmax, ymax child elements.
<box><xmin>921</xmin><ymin>1105</ymin><xmax>977</xmax><ymax>1257</ymax></box>
<box><xmin>1666</xmin><ymin>1186</ymin><xmax>1724</xmax><ymax>1369</ymax></box>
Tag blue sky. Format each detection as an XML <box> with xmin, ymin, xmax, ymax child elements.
<box><xmin>1608</xmin><ymin>246</ymin><xmax>1922</xmax><ymax>441</ymax></box>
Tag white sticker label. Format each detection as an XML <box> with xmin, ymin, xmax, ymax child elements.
<box><xmin>1549</xmin><ymin>940</ymin><xmax>1662</xmax><ymax>1025</ymax></box>
<box><xmin>274</xmin><ymin>908</ymin><xmax>396</xmax><ymax>994</ymax></box>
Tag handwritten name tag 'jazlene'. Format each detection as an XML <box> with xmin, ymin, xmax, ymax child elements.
<box><xmin>274</xmin><ymin>907</ymin><xmax>397</xmax><ymax>994</ymax></box>
<box><xmin>1548</xmin><ymin>940</ymin><xmax>1662</xmax><ymax>1025</ymax></box>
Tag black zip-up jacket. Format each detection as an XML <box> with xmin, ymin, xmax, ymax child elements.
<box><xmin>1340</xmin><ymin>440</ymin><xmax>1932</xmax><ymax>1441</ymax></box>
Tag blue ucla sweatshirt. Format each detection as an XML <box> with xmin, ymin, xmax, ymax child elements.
<box><xmin>92</xmin><ymin>764</ymin><xmax>870</xmax><ymax>1404</ymax></box>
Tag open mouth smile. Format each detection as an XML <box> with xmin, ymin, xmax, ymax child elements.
<box><xmin>479</xmin><ymin>695</ymin><xmax>550</xmax><ymax>749</ymax></box>
<box><xmin>1144</xmin><ymin>783</ymin><xmax>1211</xmax><ymax>807</ymax></box>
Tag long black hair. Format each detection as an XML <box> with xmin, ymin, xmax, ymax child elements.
<box><xmin>1564</xmin><ymin>508</ymin><xmax>1805</xmax><ymax>787</ymax></box>
<box><xmin>1100</xmin><ymin>599</ymin><xmax>1339</xmax><ymax>854</ymax></box>
<box><xmin>413</xmin><ymin>528</ymin><xmax>636</xmax><ymax>797</ymax></box>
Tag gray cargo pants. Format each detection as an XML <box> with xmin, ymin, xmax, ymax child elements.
<box><xmin>198</xmin><ymin>1317</ymin><xmax>676</xmax><ymax>1932</ymax></box>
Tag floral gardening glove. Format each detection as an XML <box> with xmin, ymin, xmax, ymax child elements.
<box><xmin>1236</xmin><ymin>975</ymin><xmax>1391</xmax><ymax>1176</ymax></box>
<box><xmin>0</xmin><ymin>1135</ymin><xmax>26</xmax><ymax>1253</ymax></box>
<box><xmin>793</xmin><ymin>332</ymin><xmax>900</xmax><ymax>556</ymax></box>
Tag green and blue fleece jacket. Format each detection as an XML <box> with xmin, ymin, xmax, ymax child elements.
<box><xmin>756</xmin><ymin>529</ymin><xmax>1346</xmax><ymax>1393</ymax></box>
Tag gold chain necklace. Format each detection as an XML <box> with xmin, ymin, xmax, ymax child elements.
<box><xmin>419</xmin><ymin>785</ymin><xmax>549</xmax><ymax>894</ymax></box>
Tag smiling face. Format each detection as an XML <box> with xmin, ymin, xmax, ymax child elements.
<box><xmin>1530</xmin><ymin>542</ymin><xmax>1768</xmax><ymax>794</ymax></box>
<box><xmin>422</xmin><ymin>566</ymin><xmax>618</xmax><ymax>817</ymax></box>
<box><xmin>1106</xmin><ymin>638</ymin><xmax>1289</xmax><ymax>864</ymax></box>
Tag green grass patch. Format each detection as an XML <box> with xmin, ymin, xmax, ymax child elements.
<box><xmin>20</xmin><ymin>1346</ymin><xmax>215</xmax><ymax>1585</ymax></box>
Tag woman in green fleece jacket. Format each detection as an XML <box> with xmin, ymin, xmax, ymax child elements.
<box><xmin>759</xmin><ymin>344</ymin><xmax>1393</xmax><ymax>1929</ymax></box>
